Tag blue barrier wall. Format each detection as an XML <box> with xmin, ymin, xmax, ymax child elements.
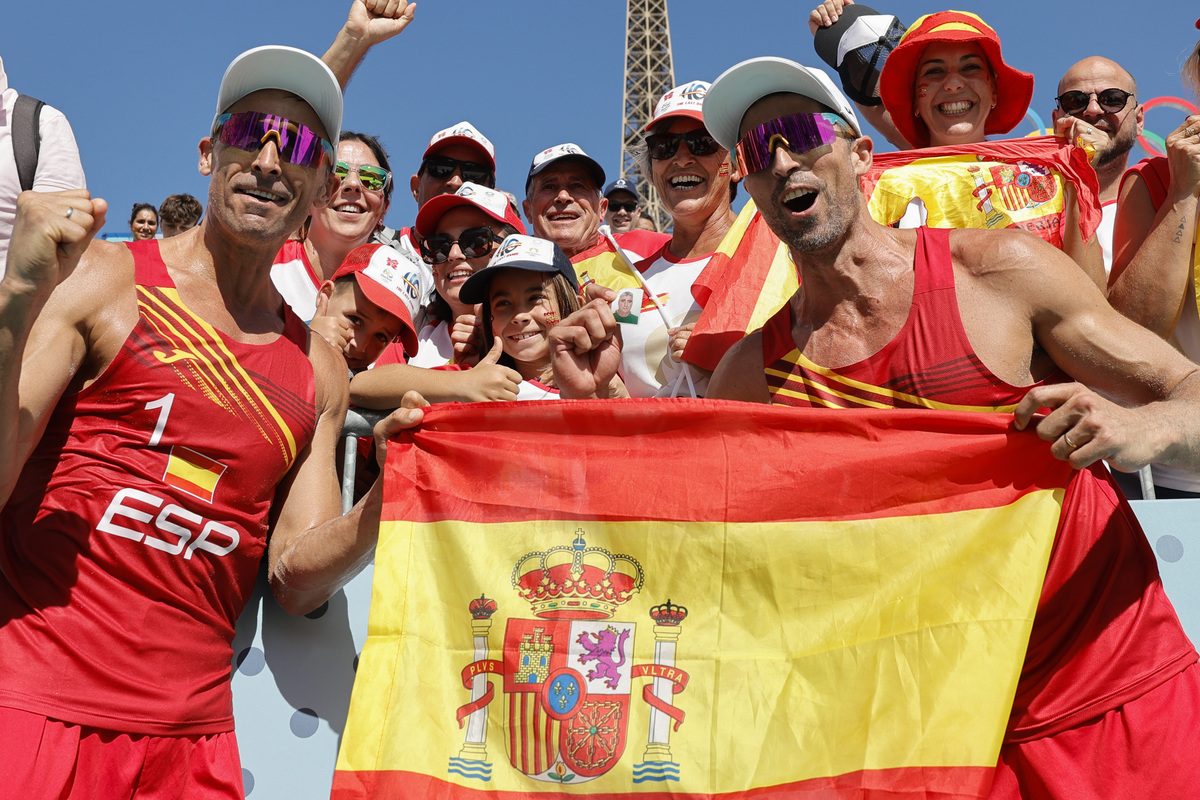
<box><xmin>229</xmin><ymin>499</ymin><xmax>1200</xmax><ymax>798</ymax></box>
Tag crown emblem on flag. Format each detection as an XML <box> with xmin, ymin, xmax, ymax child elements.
<box><xmin>510</xmin><ymin>529</ymin><xmax>644</xmax><ymax>620</ymax></box>
<box><xmin>469</xmin><ymin>594</ymin><xmax>498</xmax><ymax>620</ymax></box>
<box><xmin>649</xmin><ymin>599</ymin><xmax>688</xmax><ymax>626</ymax></box>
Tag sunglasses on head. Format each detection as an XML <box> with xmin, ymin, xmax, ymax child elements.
<box><xmin>608</xmin><ymin>200</ymin><xmax>638</xmax><ymax>213</ymax></box>
<box><xmin>646</xmin><ymin>129</ymin><xmax>722</xmax><ymax>161</ymax></box>
<box><xmin>420</xmin><ymin>225</ymin><xmax>504</xmax><ymax>264</ymax></box>
<box><xmin>423</xmin><ymin>155</ymin><xmax>493</xmax><ymax>185</ymax></box>
<box><xmin>335</xmin><ymin>161</ymin><xmax>391</xmax><ymax>192</ymax></box>
<box><xmin>1055</xmin><ymin>88</ymin><xmax>1135</xmax><ymax>116</ymax></box>
<box><xmin>735</xmin><ymin>112</ymin><xmax>854</xmax><ymax>175</ymax></box>
<box><xmin>213</xmin><ymin>111</ymin><xmax>333</xmax><ymax>169</ymax></box>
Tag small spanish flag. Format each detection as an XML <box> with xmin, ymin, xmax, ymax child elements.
<box><xmin>162</xmin><ymin>445</ymin><xmax>226</xmax><ymax>503</ymax></box>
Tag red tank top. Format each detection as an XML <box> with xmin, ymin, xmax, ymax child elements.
<box><xmin>760</xmin><ymin>227</ymin><xmax>1196</xmax><ymax>739</ymax></box>
<box><xmin>0</xmin><ymin>241</ymin><xmax>317</xmax><ymax>735</ymax></box>
<box><xmin>762</xmin><ymin>227</ymin><xmax>1031</xmax><ymax>411</ymax></box>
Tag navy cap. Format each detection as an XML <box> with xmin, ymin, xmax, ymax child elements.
<box><xmin>602</xmin><ymin>179</ymin><xmax>640</xmax><ymax>202</ymax></box>
<box><xmin>459</xmin><ymin>234</ymin><xmax>580</xmax><ymax>305</ymax></box>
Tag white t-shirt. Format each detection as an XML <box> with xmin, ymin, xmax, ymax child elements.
<box><xmin>618</xmin><ymin>244</ymin><xmax>711</xmax><ymax>398</ymax></box>
<box><xmin>1098</xmin><ymin>199</ymin><xmax>1117</xmax><ymax>276</ymax></box>
<box><xmin>0</xmin><ymin>62</ymin><xmax>87</xmax><ymax>274</ymax></box>
<box><xmin>409</xmin><ymin>319</ymin><xmax>454</xmax><ymax>368</ymax></box>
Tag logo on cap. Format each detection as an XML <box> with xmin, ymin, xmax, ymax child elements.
<box><xmin>679</xmin><ymin>81</ymin><xmax>708</xmax><ymax>100</ymax></box>
<box><xmin>494</xmin><ymin>237</ymin><xmax>523</xmax><ymax>261</ymax></box>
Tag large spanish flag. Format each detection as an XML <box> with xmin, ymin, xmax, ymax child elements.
<box><xmin>334</xmin><ymin>401</ymin><xmax>1072</xmax><ymax>799</ymax></box>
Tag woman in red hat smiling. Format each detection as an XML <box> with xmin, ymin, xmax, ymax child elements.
<box><xmin>809</xmin><ymin>3</ymin><xmax>1105</xmax><ymax>288</ymax></box>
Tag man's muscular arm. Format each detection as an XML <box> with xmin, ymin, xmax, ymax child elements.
<box><xmin>707</xmin><ymin>330</ymin><xmax>772</xmax><ymax>403</ymax></box>
<box><xmin>959</xmin><ymin>230</ymin><xmax>1200</xmax><ymax>471</ymax></box>
<box><xmin>0</xmin><ymin>190</ymin><xmax>109</xmax><ymax>506</ymax></box>
<box><xmin>266</xmin><ymin>334</ymin><xmax>425</xmax><ymax>615</ymax></box>
<box><xmin>322</xmin><ymin>0</ymin><xmax>417</xmax><ymax>91</ymax></box>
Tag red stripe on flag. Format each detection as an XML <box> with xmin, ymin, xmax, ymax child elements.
<box><xmin>331</xmin><ymin>765</ymin><xmax>999</xmax><ymax>799</ymax></box>
<box><xmin>382</xmin><ymin>401</ymin><xmax>1071</xmax><ymax>525</ymax></box>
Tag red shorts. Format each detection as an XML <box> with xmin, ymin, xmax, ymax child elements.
<box><xmin>0</xmin><ymin>707</ymin><xmax>243</xmax><ymax>800</ymax></box>
<box><xmin>990</xmin><ymin>659</ymin><xmax>1200</xmax><ymax>799</ymax></box>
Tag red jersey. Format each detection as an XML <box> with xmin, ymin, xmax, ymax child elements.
<box><xmin>761</xmin><ymin>226</ymin><xmax>1196</xmax><ymax>740</ymax></box>
<box><xmin>0</xmin><ymin>241</ymin><xmax>317</xmax><ymax>735</ymax></box>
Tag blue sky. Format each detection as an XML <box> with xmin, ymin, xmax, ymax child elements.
<box><xmin>3</xmin><ymin>1</ymin><xmax>1197</xmax><ymax>237</ymax></box>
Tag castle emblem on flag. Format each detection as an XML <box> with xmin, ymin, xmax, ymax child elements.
<box><xmin>449</xmin><ymin>530</ymin><xmax>690</xmax><ymax>786</ymax></box>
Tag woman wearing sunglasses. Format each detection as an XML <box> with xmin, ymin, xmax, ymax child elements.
<box><xmin>350</xmin><ymin>182</ymin><xmax>531</xmax><ymax>407</ymax></box>
<box><xmin>1106</xmin><ymin>27</ymin><xmax>1200</xmax><ymax>500</ymax></box>
<box><xmin>619</xmin><ymin>81</ymin><xmax>736</xmax><ymax>398</ymax></box>
<box><xmin>270</xmin><ymin>131</ymin><xmax>393</xmax><ymax>321</ymax></box>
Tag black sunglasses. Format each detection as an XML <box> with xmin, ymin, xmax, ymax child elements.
<box><xmin>420</xmin><ymin>226</ymin><xmax>504</xmax><ymax>264</ymax></box>
<box><xmin>423</xmin><ymin>155</ymin><xmax>493</xmax><ymax>185</ymax></box>
<box><xmin>646</xmin><ymin>129</ymin><xmax>721</xmax><ymax>161</ymax></box>
<box><xmin>608</xmin><ymin>200</ymin><xmax>638</xmax><ymax>213</ymax></box>
<box><xmin>1055</xmin><ymin>88</ymin><xmax>1135</xmax><ymax>116</ymax></box>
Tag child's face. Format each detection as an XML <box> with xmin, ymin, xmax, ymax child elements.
<box><xmin>488</xmin><ymin>269</ymin><xmax>559</xmax><ymax>370</ymax></box>
<box><xmin>318</xmin><ymin>279</ymin><xmax>403</xmax><ymax>371</ymax></box>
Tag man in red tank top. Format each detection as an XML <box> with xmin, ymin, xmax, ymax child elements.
<box><xmin>689</xmin><ymin>57</ymin><xmax>1200</xmax><ymax>799</ymax></box>
<box><xmin>0</xmin><ymin>13</ymin><xmax>425</xmax><ymax>800</ymax></box>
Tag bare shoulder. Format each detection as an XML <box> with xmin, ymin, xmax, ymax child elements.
<box><xmin>707</xmin><ymin>329</ymin><xmax>771</xmax><ymax>403</ymax></box>
<box><xmin>305</xmin><ymin>328</ymin><xmax>350</xmax><ymax>424</ymax></box>
<box><xmin>947</xmin><ymin>227</ymin><xmax>1100</xmax><ymax>309</ymax></box>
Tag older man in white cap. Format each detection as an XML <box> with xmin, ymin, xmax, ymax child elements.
<box><xmin>0</xmin><ymin>44</ymin><xmax>423</xmax><ymax>797</ymax></box>
<box><xmin>697</xmin><ymin>55</ymin><xmax>1200</xmax><ymax>799</ymax></box>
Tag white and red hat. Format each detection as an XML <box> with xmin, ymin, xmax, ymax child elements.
<box><xmin>645</xmin><ymin>80</ymin><xmax>711</xmax><ymax>130</ymax></box>
<box><xmin>331</xmin><ymin>244</ymin><xmax>425</xmax><ymax>355</ymax></box>
<box><xmin>525</xmin><ymin>143</ymin><xmax>606</xmax><ymax>194</ymax></box>
<box><xmin>413</xmin><ymin>182</ymin><xmax>526</xmax><ymax>238</ymax></box>
<box><xmin>423</xmin><ymin>121</ymin><xmax>495</xmax><ymax>171</ymax></box>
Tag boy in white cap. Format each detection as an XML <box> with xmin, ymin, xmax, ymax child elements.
<box><xmin>0</xmin><ymin>44</ymin><xmax>425</xmax><ymax>796</ymax></box>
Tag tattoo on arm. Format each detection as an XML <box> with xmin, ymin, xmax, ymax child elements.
<box><xmin>1175</xmin><ymin>216</ymin><xmax>1188</xmax><ymax>245</ymax></box>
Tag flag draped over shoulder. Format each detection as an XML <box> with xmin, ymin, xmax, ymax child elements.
<box><xmin>683</xmin><ymin>201</ymin><xmax>798</xmax><ymax>372</ymax></box>
<box><xmin>333</xmin><ymin>400</ymin><xmax>1074</xmax><ymax>799</ymax></box>
<box><xmin>571</xmin><ymin>237</ymin><xmax>645</xmax><ymax>294</ymax></box>
<box><xmin>862</xmin><ymin>136</ymin><xmax>1102</xmax><ymax>248</ymax></box>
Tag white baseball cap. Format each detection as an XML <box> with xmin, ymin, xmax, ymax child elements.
<box><xmin>423</xmin><ymin>121</ymin><xmax>496</xmax><ymax>171</ymax></box>
<box><xmin>525</xmin><ymin>143</ymin><xmax>606</xmax><ymax>194</ymax></box>
<box><xmin>213</xmin><ymin>45</ymin><xmax>342</xmax><ymax>143</ymax></box>
<box><xmin>703</xmin><ymin>57</ymin><xmax>861</xmax><ymax>152</ymax></box>
<box><xmin>645</xmin><ymin>80</ymin><xmax>711</xmax><ymax>130</ymax></box>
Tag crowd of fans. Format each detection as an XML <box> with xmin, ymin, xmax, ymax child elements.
<box><xmin>4</xmin><ymin>0</ymin><xmax>1200</xmax><ymax>796</ymax></box>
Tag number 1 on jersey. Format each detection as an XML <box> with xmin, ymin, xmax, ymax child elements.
<box><xmin>146</xmin><ymin>393</ymin><xmax>175</xmax><ymax>446</ymax></box>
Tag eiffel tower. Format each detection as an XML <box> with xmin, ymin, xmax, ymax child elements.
<box><xmin>620</xmin><ymin>0</ymin><xmax>675</xmax><ymax>234</ymax></box>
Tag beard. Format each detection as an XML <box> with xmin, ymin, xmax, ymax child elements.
<box><xmin>760</xmin><ymin>178</ymin><xmax>857</xmax><ymax>254</ymax></box>
<box><xmin>1096</xmin><ymin>119</ymin><xmax>1138</xmax><ymax>168</ymax></box>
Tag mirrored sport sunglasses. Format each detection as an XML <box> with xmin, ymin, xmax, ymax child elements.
<box><xmin>419</xmin><ymin>225</ymin><xmax>505</xmax><ymax>264</ymax></box>
<box><xmin>1055</xmin><ymin>88</ymin><xmax>1135</xmax><ymax>116</ymax></box>
<box><xmin>735</xmin><ymin>112</ymin><xmax>855</xmax><ymax>175</ymax></box>
<box><xmin>423</xmin><ymin>155</ymin><xmax>493</xmax><ymax>185</ymax></box>
<box><xmin>213</xmin><ymin>111</ymin><xmax>334</xmax><ymax>169</ymax></box>
<box><xmin>645</xmin><ymin>129</ymin><xmax>722</xmax><ymax>161</ymax></box>
<box><xmin>335</xmin><ymin>161</ymin><xmax>392</xmax><ymax>192</ymax></box>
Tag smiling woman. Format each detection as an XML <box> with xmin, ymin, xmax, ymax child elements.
<box><xmin>269</xmin><ymin>132</ymin><xmax>393</xmax><ymax>321</ymax></box>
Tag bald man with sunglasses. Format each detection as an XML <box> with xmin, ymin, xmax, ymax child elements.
<box><xmin>0</xmin><ymin>42</ymin><xmax>426</xmax><ymax>797</ymax></box>
<box><xmin>1053</xmin><ymin>57</ymin><xmax>1143</xmax><ymax>273</ymax></box>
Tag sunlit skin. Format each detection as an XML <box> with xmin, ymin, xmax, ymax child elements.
<box><xmin>410</xmin><ymin>143</ymin><xmax>493</xmax><ymax>208</ymax></box>
<box><xmin>315</xmin><ymin>279</ymin><xmax>402</xmax><ymax>371</ymax></box>
<box><xmin>523</xmin><ymin>162</ymin><xmax>607</xmax><ymax>258</ymax></box>
<box><xmin>198</xmin><ymin>89</ymin><xmax>338</xmax><ymax>246</ymax></box>
<box><xmin>310</xmin><ymin>139</ymin><xmax>389</xmax><ymax>251</ymax></box>
<box><xmin>913</xmin><ymin>41</ymin><xmax>995</xmax><ymax>146</ymax></box>
<box><xmin>130</xmin><ymin>209</ymin><xmax>158</xmax><ymax>240</ymax></box>
<box><xmin>431</xmin><ymin>206</ymin><xmax>505</xmax><ymax>319</ymax></box>
<box><xmin>739</xmin><ymin>93</ymin><xmax>869</xmax><ymax>257</ymax></box>
<box><xmin>488</xmin><ymin>269</ymin><xmax>577</xmax><ymax>381</ymax></box>
<box><xmin>651</xmin><ymin>118</ymin><xmax>732</xmax><ymax>230</ymax></box>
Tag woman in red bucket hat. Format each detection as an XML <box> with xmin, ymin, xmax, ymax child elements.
<box><xmin>809</xmin><ymin>2</ymin><xmax>1106</xmax><ymax>289</ymax></box>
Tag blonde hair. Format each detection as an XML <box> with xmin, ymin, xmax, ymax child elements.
<box><xmin>1186</xmin><ymin>40</ymin><xmax>1200</xmax><ymax>98</ymax></box>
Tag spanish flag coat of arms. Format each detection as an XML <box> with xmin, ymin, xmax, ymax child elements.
<box><xmin>333</xmin><ymin>401</ymin><xmax>1095</xmax><ymax>798</ymax></box>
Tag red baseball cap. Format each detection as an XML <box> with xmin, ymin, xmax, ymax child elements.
<box><xmin>414</xmin><ymin>182</ymin><xmax>526</xmax><ymax>238</ymax></box>
<box><xmin>330</xmin><ymin>244</ymin><xmax>424</xmax><ymax>355</ymax></box>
